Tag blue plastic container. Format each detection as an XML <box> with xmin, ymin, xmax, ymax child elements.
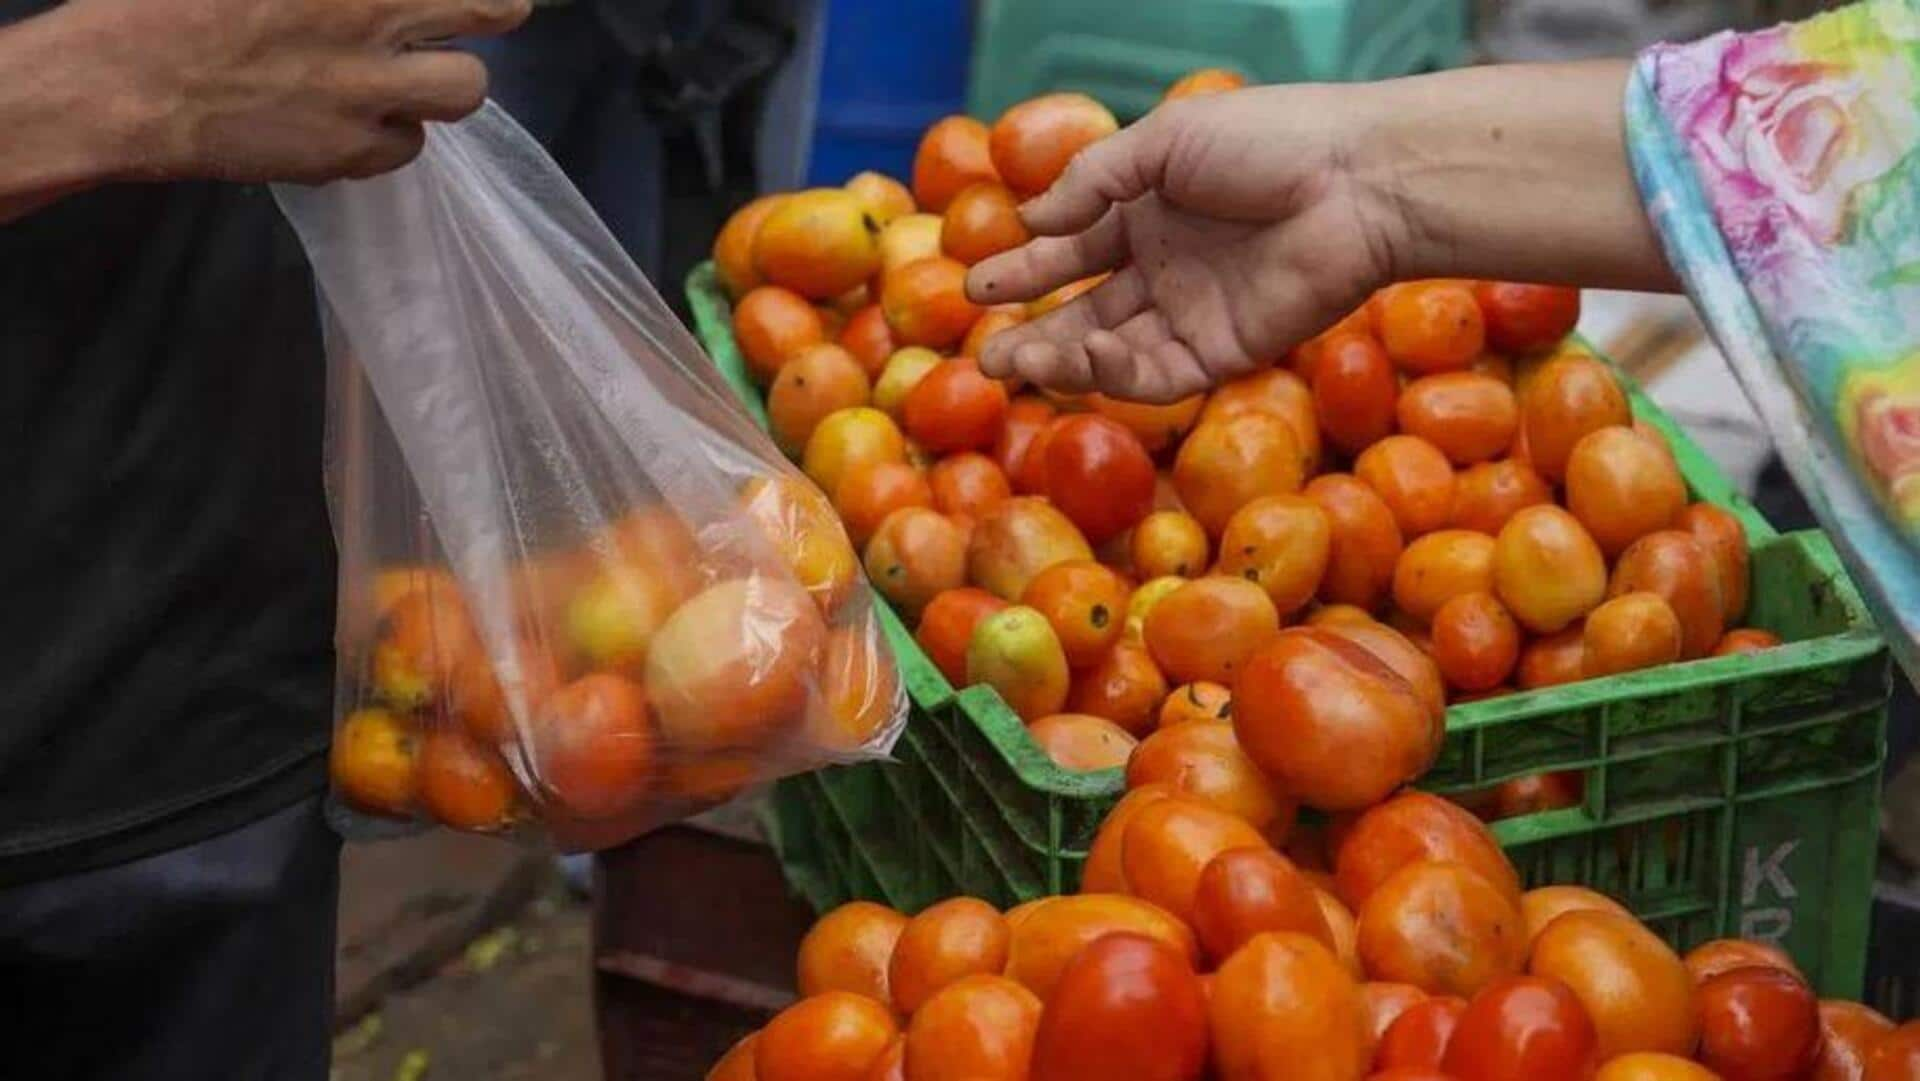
<box><xmin>803</xmin><ymin>0</ymin><xmax>974</xmax><ymax>186</ymax></box>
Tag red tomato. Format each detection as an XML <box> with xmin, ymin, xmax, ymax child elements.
<box><xmin>1442</xmin><ymin>975</ymin><xmax>1599</xmax><ymax>1081</ymax></box>
<box><xmin>1473</xmin><ymin>283</ymin><xmax>1581</xmax><ymax>354</ymax></box>
<box><xmin>1377</xmin><ymin>996</ymin><xmax>1469</xmax><ymax>1072</ymax></box>
<box><xmin>1029</xmin><ymin>932</ymin><xmax>1209</xmax><ymax>1081</ymax></box>
<box><xmin>1697</xmin><ymin>965</ymin><xmax>1821</xmax><ymax>1081</ymax></box>
<box><xmin>1313</xmin><ymin>332</ymin><xmax>1399</xmax><ymax>456</ymax></box>
<box><xmin>1042</xmin><ymin>414</ymin><xmax>1157</xmax><ymax>544</ymax></box>
<box><xmin>904</xmin><ymin>357</ymin><xmax>1010</xmax><ymax>454</ymax></box>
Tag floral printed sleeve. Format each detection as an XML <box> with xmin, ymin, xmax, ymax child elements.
<box><xmin>1627</xmin><ymin>0</ymin><xmax>1920</xmax><ymax>683</ymax></box>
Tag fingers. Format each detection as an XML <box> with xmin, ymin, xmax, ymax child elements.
<box><xmin>979</xmin><ymin>267</ymin><xmax>1149</xmax><ymax>385</ymax></box>
<box><xmin>383</xmin><ymin>0</ymin><xmax>533</xmax><ymax>42</ymax></box>
<box><xmin>967</xmin><ymin>205</ymin><xmax>1126</xmax><ymax>305</ymax></box>
<box><xmin>1018</xmin><ymin>115</ymin><xmax>1168</xmax><ymax>237</ymax></box>
<box><xmin>371</xmin><ymin>50</ymin><xmax>490</xmax><ymax>122</ymax></box>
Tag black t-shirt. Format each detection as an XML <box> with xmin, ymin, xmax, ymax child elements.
<box><xmin>0</xmin><ymin>172</ymin><xmax>336</xmax><ymax>884</ymax></box>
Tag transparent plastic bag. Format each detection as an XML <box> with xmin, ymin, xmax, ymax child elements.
<box><xmin>276</xmin><ymin>103</ymin><xmax>903</xmax><ymax>849</ymax></box>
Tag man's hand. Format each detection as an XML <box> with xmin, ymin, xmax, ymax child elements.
<box><xmin>0</xmin><ymin>0</ymin><xmax>529</xmax><ymax>219</ymax></box>
<box><xmin>966</xmin><ymin>63</ymin><xmax>1676</xmax><ymax>404</ymax></box>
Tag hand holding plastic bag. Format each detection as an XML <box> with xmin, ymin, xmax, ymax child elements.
<box><xmin>277</xmin><ymin>103</ymin><xmax>903</xmax><ymax>849</ymax></box>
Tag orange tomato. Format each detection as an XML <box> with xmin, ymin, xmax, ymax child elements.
<box><xmin>989</xmin><ymin>92</ymin><xmax>1120</xmax><ymax>198</ymax></box>
<box><xmin>1397</xmin><ymin>373</ymin><xmax>1520</xmax><ymax>466</ymax></box>
<box><xmin>1581</xmin><ymin>592</ymin><xmax>1682</xmax><ymax>678</ymax></box>
<box><xmin>802</xmin><ymin>407</ymin><xmax>909</xmax><ymax>498</ymax></box>
<box><xmin>1815</xmin><ymin>1000</ymin><xmax>1896</xmax><ymax>1081</ymax></box>
<box><xmin>1696</xmin><ymin>966</ymin><xmax>1821</xmax><ymax>1081</ymax></box>
<box><xmin>1430</xmin><ymin>591</ymin><xmax>1521</xmax><ymax>693</ymax></box>
<box><xmin>1312</xmin><ymin>331</ymin><xmax>1401</xmax><ymax>456</ymax></box>
<box><xmin>1676</xmin><ymin>503</ymin><xmax>1750</xmax><ymax>624</ymax></box>
<box><xmin>915</xmin><ymin>587</ymin><xmax>1008</xmax><ymax>686</ymax></box>
<box><xmin>367</xmin><ymin>584</ymin><xmax>479</xmax><ymax>709</ymax></box>
<box><xmin>1192</xmin><ymin>846</ymin><xmax>1334</xmax><ymax>964</ymax></box>
<box><xmin>1334</xmin><ymin>790</ymin><xmax>1523</xmax><ymax>911</ymax></box>
<box><xmin>1027</xmin><ymin>712</ymin><xmax>1138</xmax><ymax>771</ymax></box>
<box><xmin>902</xmin><ymin>974</ymin><xmax>1040</xmax><ymax>1081</ymax></box>
<box><xmin>1487</xmin><ymin>771</ymin><xmax>1583</xmax><ymax>821</ymax></box>
<box><xmin>1682</xmin><ymin>939</ymin><xmax>1803</xmax><ymax>986</ymax></box>
<box><xmin>1234</xmin><ymin>628</ymin><xmax>1438</xmax><ymax>812</ymax></box>
<box><xmin>1215</xmin><ymin>494</ymin><xmax>1333</xmax><ymax>618</ymax></box>
<box><xmin>1610</xmin><ymin>530</ymin><xmax>1725</xmax><ymax>660</ymax></box>
<box><xmin>1173</xmin><ymin>412</ymin><xmax>1305</xmax><ymax>538</ymax></box>
<box><xmin>1132</xmin><ymin>510</ymin><xmax>1212</xmax><ymax>580</ymax></box>
<box><xmin>753</xmin><ymin>188</ymin><xmax>883</xmax><ymax>300</ymax></box>
<box><xmin>1376</xmin><ymin>281</ymin><xmax>1487</xmax><ymax>375</ymax></box>
<box><xmin>1079</xmin><ymin>784</ymin><xmax>1176</xmax><ymax>893</ymax></box>
<box><xmin>527</xmin><ymin>673</ymin><xmax>656</xmax><ymax>819</ymax></box>
<box><xmin>1528</xmin><ymin>910</ymin><xmax>1698</xmax><ymax>1059</ymax></box>
<box><xmin>1593</xmin><ymin>1054</ymin><xmax>1722</xmax><ymax>1081</ymax></box>
<box><xmin>1203</xmin><ymin>367</ymin><xmax>1322</xmax><ymax>475</ymax></box>
<box><xmin>844</xmin><ymin>169</ymin><xmax>915</xmax><ymax>223</ymax></box>
<box><xmin>1005</xmin><ymin>894</ymin><xmax>1198</xmax><ymax>1000</ymax></box>
<box><xmin>646</xmin><ymin>577</ymin><xmax>826</xmax><ymax>752</ymax></box>
<box><xmin>1517</xmin><ymin>626</ymin><xmax>1588</xmax><ymax>690</ymax></box>
<box><xmin>1164</xmin><ymin>67</ymin><xmax>1248</xmax><ymax>100</ymax></box>
<box><xmin>879</xmin><ymin>213</ymin><xmax>946</xmax><ymax>276</ymax></box>
<box><xmin>1357</xmin><ymin>861</ymin><xmax>1527</xmax><ymax>998</ymax></box>
<box><xmin>1452</xmin><ymin>459</ymin><xmax>1553</xmax><ymax>535</ymax></box>
<box><xmin>882</xmin><ymin>256</ymin><xmax>983</xmax><ymax>350</ymax></box>
<box><xmin>1713</xmin><ymin>628</ymin><xmax>1783</xmax><ymax>656</ymax></box>
<box><xmin>912</xmin><ymin>116</ymin><xmax>1001</xmax><ymax>214</ymax></box>
<box><xmin>1519</xmin><ymin>355</ymin><xmax>1631</xmax><ymax>483</ymax></box>
<box><xmin>1041</xmin><ymin>414</ymin><xmax>1158</xmax><ymax>544</ymax></box>
<box><xmin>966</xmin><ymin>496</ymin><xmax>1094</xmax><ymax>601</ymax></box>
<box><xmin>1159</xmin><ymin>680</ymin><xmax>1232</xmax><ymax>728</ymax></box>
<box><xmin>864</xmin><ymin>507</ymin><xmax>969</xmax><ymax>617</ymax></box>
<box><xmin>966</xmin><ymin>605</ymin><xmax>1071</xmax><ymax>721</ymax></box>
<box><xmin>839</xmin><ymin>304</ymin><xmax>898</xmax><ymax>379</ymax></box>
<box><xmin>940</xmin><ymin>182</ymin><xmax>1030</xmax><ymax>266</ymax></box>
<box><xmin>1377</xmin><ymin>996</ymin><xmax>1470</xmax><ymax>1072</ymax></box>
<box><xmin>1121</xmin><ymin>795</ymin><xmax>1272</xmax><ymax>924</ymax></box>
<box><xmin>1209</xmin><ymin>932</ymin><xmax>1369</xmax><ymax>1081</ymax></box>
<box><xmin>332</xmin><ymin>708</ymin><xmax>419</xmax><ymax>818</ymax></box>
<box><xmin>1393</xmin><ymin>530</ymin><xmax>1497</xmax><ymax>623</ymax></box>
<box><xmin>1493</xmin><ymin>505</ymin><xmax>1607</xmax><ymax>634</ymax></box>
<box><xmin>961</xmin><ymin>303</ymin><xmax>1027</xmax><ymax>361</ymax></box>
<box><xmin>835</xmin><ymin>461</ymin><xmax>933</xmax><ymax>547</ymax></box>
<box><xmin>1356</xmin><ymin>435</ymin><xmax>1458</xmax><ymax>539</ymax></box>
<box><xmin>417</xmin><ymin>727</ymin><xmax>517</xmax><ymax>831</ymax></box>
<box><xmin>1519</xmin><ymin>886</ymin><xmax>1631</xmax><ymax>943</ymax></box>
<box><xmin>812</xmin><ymin>624</ymin><xmax>899</xmax><ymax>754</ymax></box>
<box><xmin>888</xmin><ymin>897</ymin><xmax>1011</xmax><ymax>1015</ymax></box>
<box><xmin>798</xmin><ymin>901</ymin><xmax>910</xmax><ymax>1006</ymax></box>
<box><xmin>1067</xmin><ymin>640</ymin><xmax>1168</xmax><ymax>735</ymax></box>
<box><xmin>902</xmin><ymin>357</ymin><xmax>1009</xmax><ymax>454</ymax></box>
<box><xmin>927</xmin><ymin>452</ymin><xmax>1011</xmax><ymax>521</ymax></box>
<box><xmin>1127</xmin><ymin>721</ymin><xmax>1292</xmax><ymax>833</ymax></box>
<box><xmin>1314</xmin><ymin>618</ymin><xmax>1447</xmax><ymax>729</ymax></box>
<box><xmin>714</xmin><ymin>194</ymin><xmax>786</xmax><ymax>297</ymax></box>
<box><xmin>1565</xmin><ymin>426</ymin><xmax>1687</xmax><ymax>558</ymax></box>
<box><xmin>1031</xmin><ymin>932</ymin><xmax>1209</xmax><ymax>1081</ymax></box>
<box><xmin>1306</xmin><ymin>473</ymin><xmax>1406</xmax><ymax>610</ymax></box>
<box><xmin>1089</xmin><ymin>392</ymin><xmax>1206</xmax><ymax>454</ymax></box>
<box><xmin>1142</xmin><ymin>576</ymin><xmax>1283</xmax><ymax>685</ymax></box>
<box><xmin>1474</xmin><ymin>283</ymin><xmax>1581</xmax><ymax>354</ymax></box>
<box><xmin>756</xmin><ymin>991</ymin><xmax>898</xmax><ymax>1081</ymax></box>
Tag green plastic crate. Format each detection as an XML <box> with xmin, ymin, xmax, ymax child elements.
<box><xmin>967</xmin><ymin>0</ymin><xmax>1469</xmax><ymax>121</ymax></box>
<box><xmin>686</xmin><ymin>262</ymin><xmax>1889</xmax><ymax>997</ymax></box>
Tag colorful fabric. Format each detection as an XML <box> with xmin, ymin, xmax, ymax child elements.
<box><xmin>1628</xmin><ymin>0</ymin><xmax>1920</xmax><ymax>683</ymax></box>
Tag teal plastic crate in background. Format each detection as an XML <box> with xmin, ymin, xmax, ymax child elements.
<box><xmin>967</xmin><ymin>0</ymin><xmax>1469</xmax><ymax>121</ymax></box>
<box><xmin>686</xmin><ymin>262</ymin><xmax>1889</xmax><ymax>998</ymax></box>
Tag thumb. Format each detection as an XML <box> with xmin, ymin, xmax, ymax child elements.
<box><xmin>1018</xmin><ymin>116</ymin><xmax>1167</xmax><ymax>236</ymax></box>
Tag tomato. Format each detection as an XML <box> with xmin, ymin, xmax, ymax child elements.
<box><xmin>1473</xmin><ymin>283</ymin><xmax>1580</xmax><ymax>354</ymax></box>
<box><xmin>770</xmin><ymin>343</ymin><xmax>874</xmax><ymax>456</ymax></box>
<box><xmin>1079</xmin><ymin>784</ymin><xmax>1176</xmax><ymax>894</ymax></box>
<box><xmin>1377</xmin><ymin>281</ymin><xmax>1487</xmax><ymax>375</ymax></box>
<box><xmin>1565</xmin><ymin>426</ymin><xmax>1688</xmax><ymax>558</ymax></box>
<box><xmin>1378</xmin><ymin>997</ymin><xmax>1470</xmax><ymax>1071</ymax></box>
<box><xmin>912</xmin><ymin>115</ymin><xmax>1000</xmax><ymax>214</ymax></box>
<box><xmin>1174</xmin><ymin>412</ymin><xmax>1306</xmax><ymax>538</ymax></box>
<box><xmin>1592</xmin><ymin>1053</ymin><xmax>1722</xmax><ymax>1081</ymax></box>
<box><xmin>1519</xmin><ymin>887</ymin><xmax>1631</xmax><ymax>943</ymax></box>
<box><xmin>1864</xmin><ymin>1022</ymin><xmax>1920</xmax><ymax>1081</ymax></box>
<box><xmin>1127</xmin><ymin>721</ymin><xmax>1292</xmax><ymax>833</ymax></box>
<box><xmin>1493</xmin><ymin>506</ymin><xmax>1607</xmax><ymax>634</ymax></box>
<box><xmin>1030</xmin><ymin>932</ymin><xmax>1209</xmax><ymax>1081</ymax></box>
<box><xmin>1159</xmin><ymin>680</ymin><xmax>1232</xmax><ymax>728</ymax></box>
<box><xmin>1067</xmin><ymin>639</ymin><xmax>1166</xmax><ymax>733</ymax></box>
<box><xmin>903</xmin><ymin>974</ymin><xmax>1041</xmax><ymax>1081</ymax></box>
<box><xmin>798</xmin><ymin>901</ymin><xmax>910</xmax><ymax>1006</ymax></box>
<box><xmin>1004</xmin><ymin>894</ymin><xmax>1198</xmax><ymax>1001</ymax></box>
<box><xmin>1043</xmin><ymin>414</ymin><xmax>1157</xmax><ymax>544</ymax></box>
<box><xmin>1516</xmin><ymin>627</ymin><xmax>1587</xmax><ymax>690</ymax></box>
<box><xmin>1397</xmin><ymin>374</ymin><xmax>1520</xmax><ymax>466</ymax></box>
<box><xmin>1313</xmin><ymin>332</ymin><xmax>1400</xmax><ymax>455</ymax></box>
<box><xmin>707</xmin><ymin>1031</ymin><xmax>760</xmax><ymax>1081</ymax></box>
<box><xmin>1393</xmin><ymin>530</ymin><xmax>1497</xmax><ymax>624</ymax></box>
<box><xmin>902</xmin><ymin>357</ymin><xmax>1009</xmax><ymax>454</ymax></box>
<box><xmin>1191</xmin><ymin>846</ymin><xmax>1334</xmax><ymax>964</ymax></box>
<box><xmin>1815</xmin><ymin>1000</ymin><xmax>1896</xmax><ymax>1081</ymax></box>
<box><xmin>1581</xmin><ymin>592</ymin><xmax>1682</xmax><ymax>678</ymax></box>
<box><xmin>735</xmin><ymin>285</ymin><xmax>828</xmax><ymax>384</ymax></box>
<box><xmin>927</xmin><ymin>452</ymin><xmax>1011</xmax><ymax>522</ymax></box>
<box><xmin>1121</xmin><ymin>795</ymin><xmax>1271</xmax><ymax>926</ymax></box>
<box><xmin>1027</xmin><ymin>712</ymin><xmax>1138</xmax><ymax>772</ymax></box>
<box><xmin>988</xmin><ymin>92</ymin><xmax>1120</xmax><ymax>197</ymax></box>
<box><xmin>714</xmin><ymin>193</ymin><xmax>785</xmax><ymax>297</ymax></box>
<box><xmin>1125</xmin><ymin>575</ymin><xmax>1188</xmax><ymax>644</ymax></box>
<box><xmin>1234</xmin><ymin>628</ymin><xmax>1438</xmax><ymax>812</ymax></box>
<box><xmin>1488</xmin><ymin>772</ymin><xmax>1583</xmax><ymax>820</ymax></box>
<box><xmin>1335</xmin><ymin>791</ymin><xmax>1523</xmax><ymax>911</ymax></box>
<box><xmin>835</xmin><ymin>461</ymin><xmax>934</xmax><ymax>548</ymax></box>
<box><xmin>756</xmin><ymin>991</ymin><xmax>898</xmax><ymax>1081</ymax></box>
<box><xmin>1452</xmin><ymin>460</ymin><xmax>1553</xmax><ymax>536</ymax></box>
<box><xmin>1358</xmin><ymin>861</ymin><xmax>1527</xmax><ymax>998</ymax></box>
<box><xmin>915</xmin><ymin>587</ymin><xmax>1008</xmax><ymax>685</ymax></box>
<box><xmin>528</xmin><ymin>673</ymin><xmax>655</xmax><ymax>820</ymax></box>
<box><xmin>1696</xmin><ymin>966</ymin><xmax>1820</xmax><ymax>1081</ymax></box>
<box><xmin>1209</xmin><ymin>932</ymin><xmax>1369</xmax><ymax>1081</ymax></box>
<box><xmin>940</xmin><ymin>182</ymin><xmax>1030</xmax><ymax>265</ymax></box>
<box><xmin>1518</xmin><ymin>356</ymin><xmax>1631</xmax><ymax>483</ymax></box>
<box><xmin>1203</xmin><ymin>367</ymin><xmax>1323</xmax><ymax>475</ymax></box>
<box><xmin>882</xmin><ymin>256</ymin><xmax>983</xmax><ymax>350</ymax></box>
<box><xmin>1682</xmin><ymin>939</ymin><xmax>1803</xmax><ymax>986</ymax></box>
<box><xmin>1164</xmin><ymin>66</ymin><xmax>1248</xmax><ymax>100</ymax></box>
<box><xmin>1431</xmin><ymin>592</ymin><xmax>1521</xmax><ymax>693</ymax></box>
<box><xmin>1442</xmin><ymin>975</ymin><xmax>1600</xmax><ymax>1081</ymax></box>
<box><xmin>1527</xmin><ymin>910</ymin><xmax>1697</xmax><ymax>1059</ymax></box>
<box><xmin>996</xmin><ymin>397</ymin><xmax>1058</xmax><ymax>490</ymax></box>
<box><xmin>753</xmin><ymin>188</ymin><xmax>884</xmax><ymax>300</ymax></box>
<box><xmin>888</xmin><ymin>897</ymin><xmax>1012</xmax><ymax>1015</ymax></box>
<box><xmin>1132</xmin><ymin>510</ymin><xmax>1212</xmax><ymax>579</ymax></box>
<box><xmin>1356</xmin><ymin>435</ymin><xmax>1459</xmax><ymax>539</ymax></box>
<box><xmin>1713</xmin><ymin>628</ymin><xmax>1782</xmax><ymax>657</ymax></box>
<box><xmin>803</xmin><ymin>407</ymin><xmax>909</xmax><ymax>498</ymax></box>
<box><xmin>966</xmin><ymin>605</ymin><xmax>1070</xmax><ymax>721</ymax></box>
<box><xmin>1215</xmin><ymin>494</ymin><xmax>1333</xmax><ymax>617</ymax></box>
<box><xmin>1306</xmin><ymin>474</ymin><xmax>1406</xmax><ymax>610</ymax></box>
<box><xmin>417</xmin><ymin>728</ymin><xmax>517</xmax><ymax>831</ymax></box>
<box><xmin>874</xmin><ymin>347</ymin><xmax>943</xmax><ymax>419</ymax></box>
<box><xmin>864</xmin><ymin>507</ymin><xmax>969</xmax><ymax>617</ymax></box>
<box><xmin>966</xmin><ymin>496</ymin><xmax>1094</xmax><ymax>601</ymax></box>
<box><xmin>1316</xmin><ymin>619</ymin><xmax>1447</xmax><ymax>726</ymax></box>
<box><xmin>1021</xmin><ymin>560</ymin><xmax>1131</xmax><ymax>668</ymax></box>
<box><xmin>1143</xmin><ymin>576</ymin><xmax>1282</xmax><ymax>685</ymax></box>
<box><xmin>1676</xmin><ymin>503</ymin><xmax>1750</xmax><ymax>623</ymax></box>
<box><xmin>331</xmin><ymin>708</ymin><xmax>419</xmax><ymax>818</ymax></box>
<box><xmin>1610</xmin><ymin>531</ymin><xmax>1724</xmax><ymax>660</ymax></box>
<box><xmin>1089</xmin><ymin>392</ymin><xmax>1207</xmax><ymax>455</ymax></box>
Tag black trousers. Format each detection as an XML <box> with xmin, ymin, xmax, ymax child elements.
<box><xmin>0</xmin><ymin>797</ymin><xmax>340</xmax><ymax>1080</ymax></box>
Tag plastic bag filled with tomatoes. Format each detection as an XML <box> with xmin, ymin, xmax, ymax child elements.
<box><xmin>274</xmin><ymin>103</ymin><xmax>904</xmax><ymax>849</ymax></box>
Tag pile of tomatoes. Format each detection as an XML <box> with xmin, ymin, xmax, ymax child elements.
<box><xmin>713</xmin><ymin>70</ymin><xmax>1778</xmax><ymax>810</ymax></box>
<box><xmin>710</xmin><ymin>785</ymin><xmax>1917</xmax><ymax>1081</ymax></box>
